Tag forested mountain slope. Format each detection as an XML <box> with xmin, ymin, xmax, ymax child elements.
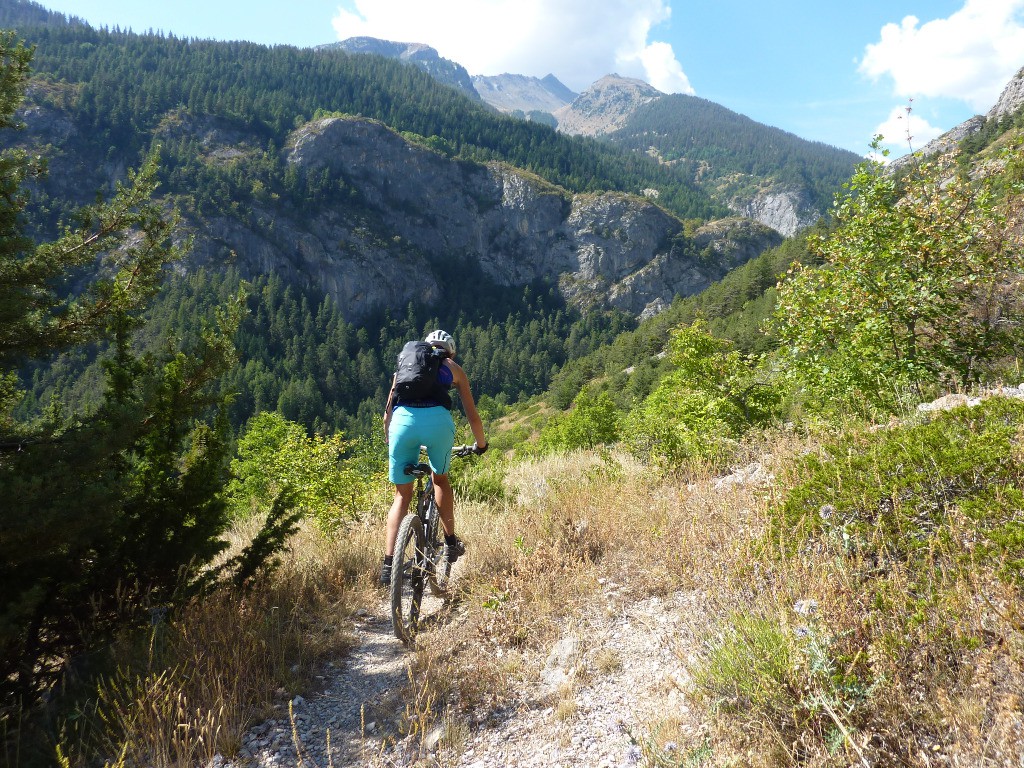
<box><xmin>0</xmin><ymin>2</ymin><xmax>722</xmax><ymax>221</ymax></box>
<box><xmin>0</xmin><ymin>0</ymin><xmax>793</xmax><ymax>437</ymax></box>
<box><xmin>607</xmin><ymin>94</ymin><xmax>862</xmax><ymax>235</ymax></box>
<box><xmin>540</xmin><ymin>229</ymin><xmax>819</xmax><ymax>412</ymax></box>
<box><xmin>530</xmin><ymin>77</ymin><xmax>1024</xmax><ymax>426</ymax></box>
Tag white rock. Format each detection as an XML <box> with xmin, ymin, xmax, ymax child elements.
<box><xmin>539</xmin><ymin>637</ymin><xmax>580</xmax><ymax>692</ymax></box>
<box><xmin>713</xmin><ymin>461</ymin><xmax>767</xmax><ymax>489</ymax></box>
<box><xmin>424</xmin><ymin>724</ymin><xmax>445</xmax><ymax>752</ymax></box>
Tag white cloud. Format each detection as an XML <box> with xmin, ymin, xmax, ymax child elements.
<box><xmin>872</xmin><ymin>105</ymin><xmax>945</xmax><ymax>153</ymax></box>
<box><xmin>331</xmin><ymin>0</ymin><xmax>693</xmax><ymax>93</ymax></box>
<box><xmin>859</xmin><ymin>0</ymin><xmax>1024</xmax><ymax>111</ymax></box>
<box><xmin>631</xmin><ymin>41</ymin><xmax>693</xmax><ymax>94</ymax></box>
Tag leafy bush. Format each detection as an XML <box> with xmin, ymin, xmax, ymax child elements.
<box><xmin>622</xmin><ymin>386</ymin><xmax>736</xmax><ymax>466</ymax></box>
<box><xmin>227</xmin><ymin>411</ymin><xmax>385</xmax><ymax>531</ymax></box>
<box><xmin>621</xmin><ymin>320</ymin><xmax>779</xmax><ymax>466</ymax></box>
<box><xmin>777</xmin><ymin>397</ymin><xmax>1024</xmax><ymax>587</ymax></box>
<box><xmin>775</xmin><ymin>142</ymin><xmax>1024</xmax><ymax>416</ymax></box>
<box><xmin>536</xmin><ymin>390</ymin><xmax>621</xmax><ymax>453</ymax></box>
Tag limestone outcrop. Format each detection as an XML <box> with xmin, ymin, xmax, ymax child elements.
<box><xmin>275</xmin><ymin>116</ymin><xmax>780</xmax><ymax>319</ymax></box>
<box><xmin>731</xmin><ymin>186</ymin><xmax>820</xmax><ymax>237</ymax></box>
<box><xmin>13</xmin><ymin>102</ymin><xmax>781</xmax><ymax>323</ymax></box>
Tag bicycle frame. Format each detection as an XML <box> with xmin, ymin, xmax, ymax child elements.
<box><xmin>417</xmin><ymin>473</ymin><xmax>440</xmax><ymax>557</ymax></box>
<box><xmin>390</xmin><ymin>445</ymin><xmax>478</xmax><ymax>645</ymax></box>
<box><xmin>409</xmin><ymin>464</ymin><xmax>447</xmax><ymax>588</ymax></box>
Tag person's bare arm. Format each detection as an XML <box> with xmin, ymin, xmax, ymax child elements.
<box><xmin>448</xmin><ymin>361</ymin><xmax>487</xmax><ymax>449</ymax></box>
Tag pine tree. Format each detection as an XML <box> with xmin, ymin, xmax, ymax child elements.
<box><xmin>0</xmin><ymin>30</ymin><xmax>297</xmax><ymax>707</ymax></box>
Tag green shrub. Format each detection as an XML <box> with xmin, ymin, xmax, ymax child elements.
<box><xmin>696</xmin><ymin>613</ymin><xmax>795</xmax><ymax>715</ymax></box>
<box><xmin>694</xmin><ymin>613</ymin><xmax>874</xmax><ymax>754</ymax></box>
<box><xmin>536</xmin><ymin>390</ymin><xmax>621</xmax><ymax>453</ymax></box>
<box><xmin>621</xmin><ymin>386</ymin><xmax>737</xmax><ymax>467</ymax></box>
<box><xmin>227</xmin><ymin>411</ymin><xmax>384</xmax><ymax>531</ymax></box>
<box><xmin>453</xmin><ymin>454</ymin><xmax>508</xmax><ymax>503</ymax></box>
<box><xmin>774</xmin><ymin>142</ymin><xmax>1024</xmax><ymax>414</ymax></box>
<box><xmin>776</xmin><ymin>397</ymin><xmax>1024</xmax><ymax>586</ymax></box>
<box><xmin>621</xmin><ymin>321</ymin><xmax>779</xmax><ymax>466</ymax></box>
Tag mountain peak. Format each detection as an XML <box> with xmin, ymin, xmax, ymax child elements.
<box><xmin>540</xmin><ymin>74</ymin><xmax>578</xmax><ymax>104</ymax></box>
<box><xmin>324</xmin><ymin>36</ymin><xmax>436</xmax><ymax>60</ymax></box>
<box><xmin>594</xmin><ymin>73</ymin><xmax>661</xmax><ymax>91</ymax></box>
<box><xmin>554</xmin><ymin>74</ymin><xmax>663</xmax><ymax>137</ymax></box>
<box><xmin>319</xmin><ymin>37</ymin><xmax>479</xmax><ymax>99</ymax></box>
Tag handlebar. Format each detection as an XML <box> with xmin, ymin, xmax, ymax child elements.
<box><xmin>453</xmin><ymin>443</ymin><xmax>486</xmax><ymax>457</ymax></box>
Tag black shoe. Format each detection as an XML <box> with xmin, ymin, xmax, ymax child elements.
<box><xmin>445</xmin><ymin>536</ymin><xmax>466</xmax><ymax>564</ymax></box>
<box><xmin>379</xmin><ymin>562</ymin><xmax>392</xmax><ymax>586</ymax></box>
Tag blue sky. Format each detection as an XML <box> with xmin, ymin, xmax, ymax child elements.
<box><xmin>34</xmin><ymin>1</ymin><xmax>1024</xmax><ymax>156</ymax></box>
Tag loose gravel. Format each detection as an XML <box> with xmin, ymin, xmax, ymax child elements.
<box><xmin>217</xmin><ymin>587</ymin><xmax>703</xmax><ymax>768</ymax></box>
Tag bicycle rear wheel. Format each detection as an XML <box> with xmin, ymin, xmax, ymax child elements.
<box><xmin>390</xmin><ymin>512</ymin><xmax>426</xmax><ymax>645</ymax></box>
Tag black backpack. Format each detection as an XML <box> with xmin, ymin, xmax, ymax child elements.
<box><xmin>394</xmin><ymin>341</ymin><xmax>444</xmax><ymax>401</ymax></box>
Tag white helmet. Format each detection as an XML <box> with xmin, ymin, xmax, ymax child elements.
<box><xmin>424</xmin><ymin>329</ymin><xmax>455</xmax><ymax>357</ymax></box>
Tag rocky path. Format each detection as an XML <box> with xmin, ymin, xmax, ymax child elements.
<box><xmin>222</xmin><ymin>592</ymin><xmax>446</xmax><ymax>768</ymax></box>
<box><xmin>220</xmin><ymin>588</ymin><xmax>702</xmax><ymax>768</ymax></box>
<box><xmin>449</xmin><ymin>590</ymin><xmax>703</xmax><ymax>768</ymax></box>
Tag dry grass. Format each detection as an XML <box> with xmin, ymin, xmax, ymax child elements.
<box><xmin>407</xmin><ymin>426</ymin><xmax>1023</xmax><ymax>767</ymax></box>
<box><xmin>553</xmin><ymin>682</ymin><xmax>578</xmax><ymax>722</ymax></box>
<box><xmin>48</xmin><ymin>422</ymin><xmax>1024</xmax><ymax>767</ymax></box>
<box><xmin>668</xmin><ymin>425</ymin><xmax>1024</xmax><ymax>768</ymax></box>
<box><xmin>53</xmin><ymin>520</ymin><xmax>375</xmax><ymax>768</ymax></box>
<box><xmin>592</xmin><ymin>647</ymin><xmax>622</xmax><ymax>675</ymax></box>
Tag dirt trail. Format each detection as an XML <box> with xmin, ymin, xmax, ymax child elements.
<box><xmin>447</xmin><ymin>590</ymin><xmax>703</xmax><ymax>768</ymax></box>
<box><xmin>222</xmin><ymin>587</ymin><xmax>702</xmax><ymax>768</ymax></box>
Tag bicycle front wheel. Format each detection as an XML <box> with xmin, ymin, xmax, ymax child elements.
<box><xmin>390</xmin><ymin>513</ymin><xmax>426</xmax><ymax>645</ymax></box>
<box><xmin>425</xmin><ymin>500</ymin><xmax>450</xmax><ymax>597</ymax></box>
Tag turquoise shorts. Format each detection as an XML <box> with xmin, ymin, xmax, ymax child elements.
<box><xmin>388</xmin><ymin>406</ymin><xmax>456</xmax><ymax>484</ymax></box>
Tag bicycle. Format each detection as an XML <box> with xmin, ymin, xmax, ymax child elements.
<box><xmin>390</xmin><ymin>444</ymin><xmax>479</xmax><ymax>645</ymax></box>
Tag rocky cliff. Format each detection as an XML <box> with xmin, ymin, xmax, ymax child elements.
<box><xmin>988</xmin><ymin>65</ymin><xmax>1024</xmax><ymax>121</ymax></box>
<box><xmin>607</xmin><ymin>217</ymin><xmax>782</xmax><ymax>318</ymax></box>
<box><xmin>14</xmin><ymin>96</ymin><xmax>781</xmax><ymax>325</ymax></box>
<box><xmin>887</xmin><ymin>115</ymin><xmax>987</xmax><ymax>173</ymax></box>
<box><xmin>730</xmin><ymin>185</ymin><xmax>820</xmax><ymax>237</ymax></box>
<box><xmin>889</xmin><ymin>65</ymin><xmax>1024</xmax><ymax>173</ymax></box>
<box><xmin>302</xmin><ymin>39</ymin><xmax>849</xmax><ymax>234</ymax></box>
<box><xmin>170</xmin><ymin>115</ymin><xmax>779</xmax><ymax>321</ymax></box>
<box><xmin>268</xmin><ymin>116</ymin><xmax>779</xmax><ymax>320</ymax></box>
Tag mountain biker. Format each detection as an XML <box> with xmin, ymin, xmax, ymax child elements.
<box><xmin>380</xmin><ymin>329</ymin><xmax>488</xmax><ymax>586</ymax></box>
